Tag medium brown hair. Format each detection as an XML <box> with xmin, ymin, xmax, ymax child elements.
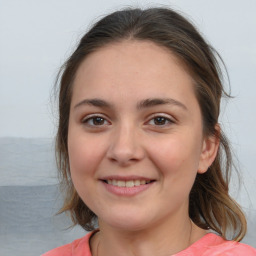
<box><xmin>55</xmin><ymin>7</ymin><xmax>247</xmax><ymax>241</ymax></box>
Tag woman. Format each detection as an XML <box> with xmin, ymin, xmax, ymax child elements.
<box><xmin>43</xmin><ymin>7</ymin><xmax>256</xmax><ymax>255</ymax></box>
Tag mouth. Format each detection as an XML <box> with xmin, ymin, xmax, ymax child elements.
<box><xmin>102</xmin><ymin>179</ymin><xmax>154</xmax><ymax>187</ymax></box>
<box><xmin>100</xmin><ymin>176</ymin><xmax>156</xmax><ymax>196</ymax></box>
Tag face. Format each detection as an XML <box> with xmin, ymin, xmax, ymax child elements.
<box><xmin>68</xmin><ymin>40</ymin><xmax>216</xmax><ymax>231</ymax></box>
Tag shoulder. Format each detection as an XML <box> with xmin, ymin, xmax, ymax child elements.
<box><xmin>178</xmin><ymin>233</ymin><xmax>256</xmax><ymax>256</ymax></box>
<box><xmin>41</xmin><ymin>231</ymin><xmax>95</xmax><ymax>256</ymax></box>
<box><xmin>199</xmin><ymin>233</ymin><xmax>256</xmax><ymax>256</ymax></box>
<box><xmin>208</xmin><ymin>239</ymin><xmax>256</xmax><ymax>256</ymax></box>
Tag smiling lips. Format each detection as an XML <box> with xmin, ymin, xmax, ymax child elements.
<box><xmin>105</xmin><ymin>179</ymin><xmax>152</xmax><ymax>187</ymax></box>
<box><xmin>101</xmin><ymin>178</ymin><xmax>155</xmax><ymax>196</ymax></box>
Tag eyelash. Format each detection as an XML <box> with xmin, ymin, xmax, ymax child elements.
<box><xmin>82</xmin><ymin>115</ymin><xmax>110</xmax><ymax>127</ymax></box>
<box><xmin>81</xmin><ymin>114</ymin><xmax>175</xmax><ymax>128</ymax></box>
<box><xmin>147</xmin><ymin>115</ymin><xmax>174</xmax><ymax>127</ymax></box>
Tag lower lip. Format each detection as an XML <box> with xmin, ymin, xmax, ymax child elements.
<box><xmin>101</xmin><ymin>181</ymin><xmax>154</xmax><ymax>196</ymax></box>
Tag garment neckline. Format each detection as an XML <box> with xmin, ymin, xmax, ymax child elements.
<box><xmin>87</xmin><ymin>230</ymin><xmax>218</xmax><ymax>256</ymax></box>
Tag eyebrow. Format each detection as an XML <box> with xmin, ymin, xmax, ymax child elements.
<box><xmin>74</xmin><ymin>98</ymin><xmax>112</xmax><ymax>109</ymax></box>
<box><xmin>74</xmin><ymin>98</ymin><xmax>187</xmax><ymax>111</ymax></box>
<box><xmin>137</xmin><ymin>98</ymin><xmax>187</xmax><ymax>110</ymax></box>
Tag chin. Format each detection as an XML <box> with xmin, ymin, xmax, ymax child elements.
<box><xmin>100</xmin><ymin>211</ymin><xmax>153</xmax><ymax>232</ymax></box>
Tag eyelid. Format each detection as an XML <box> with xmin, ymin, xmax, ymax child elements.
<box><xmin>147</xmin><ymin>113</ymin><xmax>175</xmax><ymax>122</ymax></box>
<box><xmin>145</xmin><ymin>113</ymin><xmax>176</xmax><ymax>128</ymax></box>
<box><xmin>81</xmin><ymin>113</ymin><xmax>111</xmax><ymax>125</ymax></box>
<box><xmin>82</xmin><ymin>113</ymin><xmax>105</xmax><ymax>121</ymax></box>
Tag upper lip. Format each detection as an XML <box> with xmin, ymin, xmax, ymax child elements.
<box><xmin>100</xmin><ymin>175</ymin><xmax>155</xmax><ymax>181</ymax></box>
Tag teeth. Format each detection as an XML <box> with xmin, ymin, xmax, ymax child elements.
<box><xmin>106</xmin><ymin>179</ymin><xmax>151</xmax><ymax>187</ymax></box>
<box><xmin>117</xmin><ymin>181</ymin><xmax>125</xmax><ymax>187</ymax></box>
<box><xmin>126</xmin><ymin>181</ymin><xmax>134</xmax><ymax>187</ymax></box>
<box><xmin>134</xmin><ymin>180</ymin><xmax>140</xmax><ymax>186</ymax></box>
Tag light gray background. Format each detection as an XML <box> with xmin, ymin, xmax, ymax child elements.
<box><xmin>0</xmin><ymin>0</ymin><xmax>255</xmax><ymax>255</ymax></box>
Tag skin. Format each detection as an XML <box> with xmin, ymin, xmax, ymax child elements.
<box><xmin>68</xmin><ymin>40</ymin><xmax>219</xmax><ymax>256</ymax></box>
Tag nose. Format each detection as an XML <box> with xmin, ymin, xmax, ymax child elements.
<box><xmin>106</xmin><ymin>123</ymin><xmax>145</xmax><ymax>166</ymax></box>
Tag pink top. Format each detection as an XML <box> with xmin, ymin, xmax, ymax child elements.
<box><xmin>42</xmin><ymin>231</ymin><xmax>256</xmax><ymax>256</ymax></box>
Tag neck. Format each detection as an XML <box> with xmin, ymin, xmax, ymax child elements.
<box><xmin>91</xmin><ymin>216</ymin><xmax>206</xmax><ymax>256</ymax></box>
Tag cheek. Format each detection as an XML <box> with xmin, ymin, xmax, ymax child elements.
<box><xmin>67</xmin><ymin>136</ymin><xmax>104</xmax><ymax>206</ymax></box>
<box><xmin>148</xmin><ymin>133</ymin><xmax>202</xmax><ymax>179</ymax></box>
<box><xmin>68</xmin><ymin>135</ymin><xmax>105</xmax><ymax>179</ymax></box>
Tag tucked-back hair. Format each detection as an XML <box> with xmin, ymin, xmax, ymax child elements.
<box><xmin>55</xmin><ymin>7</ymin><xmax>247</xmax><ymax>241</ymax></box>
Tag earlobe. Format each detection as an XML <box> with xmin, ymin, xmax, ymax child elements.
<box><xmin>198</xmin><ymin>125</ymin><xmax>220</xmax><ymax>174</ymax></box>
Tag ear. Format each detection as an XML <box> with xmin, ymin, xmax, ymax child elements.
<box><xmin>198</xmin><ymin>124</ymin><xmax>220</xmax><ymax>174</ymax></box>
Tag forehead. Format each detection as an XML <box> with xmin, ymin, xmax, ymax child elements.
<box><xmin>71</xmin><ymin>40</ymin><xmax>197</xmax><ymax>108</ymax></box>
<box><xmin>74</xmin><ymin>40</ymin><xmax>189</xmax><ymax>82</ymax></box>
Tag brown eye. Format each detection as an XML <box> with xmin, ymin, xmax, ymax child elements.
<box><xmin>153</xmin><ymin>117</ymin><xmax>168</xmax><ymax>125</ymax></box>
<box><xmin>147</xmin><ymin>115</ymin><xmax>174</xmax><ymax>128</ymax></box>
<box><xmin>82</xmin><ymin>116</ymin><xmax>109</xmax><ymax>126</ymax></box>
<box><xmin>92</xmin><ymin>117</ymin><xmax>105</xmax><ymax>125</ymax></box>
